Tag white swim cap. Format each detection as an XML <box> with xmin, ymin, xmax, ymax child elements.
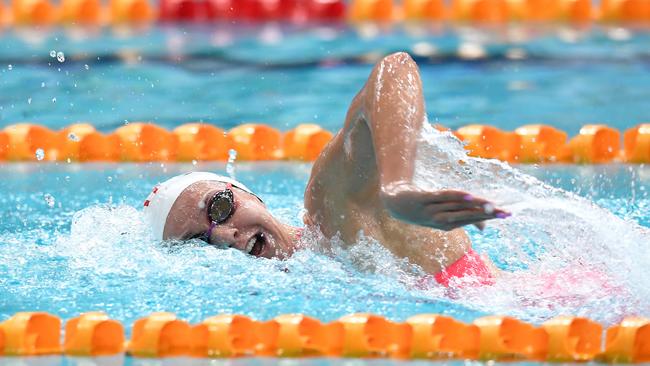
<box><xmin>142</xmin><ymin>172</ymin><xmax>257</xmax><ymax>241</ymax></box>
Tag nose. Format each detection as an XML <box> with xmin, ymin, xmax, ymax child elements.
<box><xmin>208</xmin><ymin>225</ymin><xmax>239</xmax><ymax>248</ymax></box>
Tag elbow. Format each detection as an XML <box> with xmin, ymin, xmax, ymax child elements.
<box><xmin>376</xmin><ymin>52</ymin><xmax>417</xmax><ymax>74</ymax></box>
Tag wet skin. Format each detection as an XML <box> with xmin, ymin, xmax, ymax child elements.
<box><xmin>162</xmin><ymin>52</ymin><xmax>509</xmax><ymax>274</ymax></box>
<box><xmin>164</xmin><ymin>180</ymin><xmax>300</xmax><ymax>259</ymax></box>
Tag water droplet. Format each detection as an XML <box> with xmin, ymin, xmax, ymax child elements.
<box><xmin>50</xmin><ymin>50</ymin><xmax>56</xmax><ymax>58</ymax></box>
<box><xmin>107</xmin><ymin>176</ymin><xmax>113</xmax><ymax>182</ymax></box>
<box><xmin>192</xmin><ymin>159</ymin><xmax>197</xmax><ymax>166</ymax></box>
<box><xmin>483</xmin><ymin>203</ymin><xmax>495</xmax><ymax>214</ymax></box>
<box><xmin>56</xmin><ymin>52</ymin><xmax>65</xmax><ymax>63</ymax></box>
<box><xmin>226</xmin><ymin>149</ymin><xmax>237</xmax><ymax>179</ymax></box>
<box><xmin>35</xmin><ymin>148</ymin><xmax>45</xmax><ymax>161</ymax></box>
<box><xmin>41</xmin><ymin>82</ymin><xmax>45</xmax><ymax>88</ymax></box>
<box><xmin>7</xmin><ymin>64</ymin><xmax>12</xmax><ymax>71</ymax></box>
<box><xmin>52</xmin><ymin>97</ymin><xmax>57</xmax><ymax>103</ymax></box>
<box><xmin>44</xmin><ymin>193</ymin><xmax>55</xmax><ymax>208</ymax></box>
<box><xmin>27</xmin><ymin>98</ymin><xmax>31</xmax><ymax>104</ymax></box>
<box><xmin>68</xmin><ymin>133</ymin><xmax>79</xmax><ymax>141</ymax></box>
<box><xmin>84</xmin><ymin>64</ymin><xmax>89</xmax><ymax>70</ymax></box>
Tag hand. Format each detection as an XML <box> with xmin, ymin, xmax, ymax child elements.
<box><xmin>380</xmin><ymin>182</ymin><xmax>510</xmax><ymax>231</ymax></box>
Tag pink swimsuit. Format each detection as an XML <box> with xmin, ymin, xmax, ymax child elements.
<box><xmin>433</xmin><ymin>249</ymin><xmax>495</xmax><ymax>287</ymax></box>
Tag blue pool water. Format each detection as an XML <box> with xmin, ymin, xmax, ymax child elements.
<box><xmin>0</xmin><ymin>25</ymin><xmax>649</xmax><ymax>133</ymax></box>
<box><xmin>0</xmin><ymin>25</ymin><xmax>650</xmax><ymax>365</ymax></box>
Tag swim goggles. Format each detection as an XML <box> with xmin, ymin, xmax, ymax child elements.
<box><xmin>202</xmin><ymin>184</ymin><xmax>236</xmax><ymax>245</ymax></box>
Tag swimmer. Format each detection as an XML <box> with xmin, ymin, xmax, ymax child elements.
<box><xmin>143</xmin><ymin>52</ymin><xmax>510</xmax><ymax>286</ymax></box>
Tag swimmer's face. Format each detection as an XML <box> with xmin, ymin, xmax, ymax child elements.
<box><xmin>163</xmin><ymin>181</ymin><xmax>296</xmax><ymax>259</ymax></box>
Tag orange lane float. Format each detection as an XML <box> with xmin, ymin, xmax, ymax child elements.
<box><xmin>58</xmin><ymin>123</ymin><xmax>97</xmax><ymax>161</ymax></box>
<box><xmin>452</xmin><ymin>0</ymin><xmax>511</xmax><ymax>24</ymax></box>
<box><xmin>114</xmin><ymin>122</ymin><xmax>177</xmax><ymax>162</ymax></box>
<box><xmin>602</xmin><ymin>0</ymin><xmax>650</xmax><ymax>23</ymax></box>
<box><xmin>522</xmin><ymin>0</ymin><xmax>560</xmax><ymax>22</ymax></box>
<box><xmin>268</xmin><ymin>314</ymin><xmax>343</xmax><ymax>357</ymax></box>
<box><xmin>541</xmin><ymin>316</ymin><xmax>602</xmax><ymax>362</ymax></box>
<box><xmin>78</xmin><ymin>131</ymin><xmax>120</xmax><ymax>161</ymax></box>
<box><xmin>11</xmin><ymin>0</ymin><xmax>58</xmax><ymax>25</ymax></box>
<box><xmin>568</xmin><ymin>124</ymin><xmax>621</xmax><ymax>163</ymax></box>
<box><xmin>559</xmin><ymin>0</ymin><xmax>592</xmax><ymax>23</ymax></box>
<box><xmin>0</xmin><ymin>3</ymin><xmax>6</xmax><ymax>26</ymax></box>
<box><xmin>228</xmin><ymin>123</ymin><xmax>282</xmax><ymax>160</ymax></box>
<box><xmin>0</xmin><ymin>312</ymin><xmax>61</xmax><ymax>356</ymax></box>
<box><xmin>190</xmin><ymin>314</ymin><xmax>270</xmax><ymax>357</ymax></box>
<box><xmin>109</xmin><ymin>0</ymin><xmax>153</xmax><ymax>23</ymax></box>
<box><xmin>600</xmin><ymin>317</ymin><xmax>650</xmax><ymax>363</ymax></box>
<box><xmin>406</xmin><ymin>314</ymin><xmax>478</xmax><ymax>359</ymax></box>
<box><xmin>127</xmin><ymin>312</ymin><xmax>192</xmax><ymax>357</ymax></box>
<box><xmin>514</xmin><ymin>124</ymin><xmax>569</xmax><ymax>163</ymax></box>
<box><xmin>282</xmin><ymin>124</ymin><xmax>333</xmax><ymax>161</ymax></box>
<box><xmin>0</xmin><ymin>122</ymin><xmax>648</xmax><ymax>163</ymax></box>
<box><xmin>335</xmin><ymin>313</ymin><xmax>411</xmax><ymax>358</ymax></box>
<box><xmin>3</xmin><ymin>123</ymin><xmax>61</xmax><ymax>161</ymax></box>
<box><xmin>173</xmin><ymin>123</ymin><xmax>230</xmax><ymax>161</ymax></box>
<box><xmin>624</xmin><ymin>124</ymin><xmax>650</xmax><ymax>163</ymax></box>
<box><xmin>473</xmin><ymin>316</ymin><xmax>547</xmax><ymax>361</ymax></box>
<box><xmin>456</xmin><ymin>124</ymin><xmax>520</xmax><ymax>161</ymax></box>
<box><xmin>3</xmin><ymin>312</ymin><xmax>650</xmax><ymax>361</ymax></box>
<box><xmin>64</xmin><ymin>312</ymin><xmax>125</xmax><ymax>356</ymax></box>
<box><xmin>0</xmin><ymin>131</ymin><xmax>8</xmax><ymax>161</ymax></box>
<box><xmin>348</xmin><ymin>0</ymin><xmax>394</xmax><ymax>22</ymax></box>
<box><xmin>60</xmin><ymin>0</ymin><xmax>102</xmax><ymax>24</ymax></box>
<box><xmin>402</xmin><ymin>0</ymin><xmax>446</xmax><ymax>20</ymax></box>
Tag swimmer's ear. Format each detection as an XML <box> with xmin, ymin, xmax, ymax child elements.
<box><xmin>473</xmin><ymin>221</ymin><xmax>486</xmax><ymax>231</ymax></box>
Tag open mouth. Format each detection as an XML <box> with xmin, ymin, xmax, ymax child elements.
<box><xmin>244</xmin><ymin>232</ymin><xmax>266</xmax><ymax>257</ymax></box>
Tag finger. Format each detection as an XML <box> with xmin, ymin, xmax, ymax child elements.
<box><xmin>427</xmin><ymin>199</ymin><xmax>492</xmax><ymax>213</ymax></box>
<box><xmin>473</xmin><ymin>221</ymin><xmax>486</xmax><ymax>231</ymax></box>
<box><xmin>426</xmin><ymin>190</ymin><xmax>475</xmax><ymax>203</ymax></box>
<box><xmin>434</xmin><ymin>208</ymin><xmax>504</xmax><ymax>224</ymax></box>
<box><xmin>427</xmin><ymin>190</ymin><xmax>497</xmax><ymax>208</ymax></box>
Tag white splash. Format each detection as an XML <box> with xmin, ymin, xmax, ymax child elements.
<box><xmin>412</xmin><ymin>123</ymin><xmax>650</xmax><ymax>323</ymax></box>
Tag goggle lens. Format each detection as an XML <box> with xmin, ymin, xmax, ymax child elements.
<box><xmin>208</xmin><ymin>189</ymin><xmax>234</xmax><ymax>224</ymax></box>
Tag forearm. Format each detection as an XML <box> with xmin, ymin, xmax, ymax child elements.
<box><xmin>361</xmin><ymin>52</ymin><xmax>425</xmax><ymax>189</ymax></box>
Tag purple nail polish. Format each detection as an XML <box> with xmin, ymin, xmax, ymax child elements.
<box><xmin>496</xmin><ymin>212</ymin><xmax>511</xmax><ymax>219</ymax></box>
<box><xmin>463</xmin><ymin>194</ymin><xmax>473</xmax><ymax>201</ymax></box>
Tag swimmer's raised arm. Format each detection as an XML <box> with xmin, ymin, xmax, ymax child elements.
<box><xmin>306</xmin><ymin>52</ymin><xmax>508</xmax><ymax>236</ymax></box>
<box><xmin>353</xmin><ymin>52</ymin><xmax>508</xmax><ymax>230</ymax></box>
